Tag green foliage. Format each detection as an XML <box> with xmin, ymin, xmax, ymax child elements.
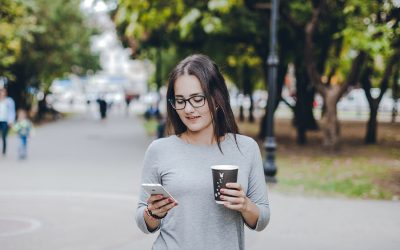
<box><xmin>337</xmin><ymin>0</ymin><xmax>399</xmax><ymax>85</ymax></box>
<box><xmin>115</xmin><ymin>0</ymin><xmax>399</xmax><ymax>93</ymax></box>
<box><xmin>0</xmin><ymin>0</ymin><xmax>36</xmax><ymax>79</ymax></box>
<box><xmin>115</xmin><ymin>0</ymin><xmax>267</xmax><ymax>91</ymax></box>
<box><xmin>11</xmin><ymin>0</ymin><xmax>100</xmax><ymax>91</ymax></box>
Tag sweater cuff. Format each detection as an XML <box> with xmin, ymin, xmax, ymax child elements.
<box><xmin>252</xmin><ymin>204</ymin><xmax>270</xmax><ymax>231</ymax></box>
<box><xmin>136</xmin><ymin>206</ymin><xmax>161</xmax><ymax>234</ymax></box>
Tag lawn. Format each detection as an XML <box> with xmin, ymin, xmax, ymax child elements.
<box><xmin>239</xmin><ymin>118</ymin><xmax>400</xmax><ymax>200</ymax></box>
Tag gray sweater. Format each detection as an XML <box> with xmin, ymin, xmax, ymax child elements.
<box><xmin>136</xmin><ymin>134</ymin><xmax>270</xmax><ymax>250</ymax></box>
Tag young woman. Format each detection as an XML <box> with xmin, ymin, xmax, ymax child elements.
<box><xmin>0</xmin><ymin>88</ymin><xmax>16</xmax><ymax>156</ymax></box>
<box><xmin>136</xmin><ymin>54</ymin><xmax>270</xmax><ymax>250</ymax></box>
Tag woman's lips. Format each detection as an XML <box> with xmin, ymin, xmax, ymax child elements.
<box><xmin>186</xmin><ymin>116</ymin><xmax>201</xmax><ymax>121</ymax></box>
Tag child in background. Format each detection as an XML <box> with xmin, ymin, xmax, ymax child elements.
<box><xmin>13</xmin><ymin>110</ymin><xmax>33</xmax><ymax>159</ymax></box>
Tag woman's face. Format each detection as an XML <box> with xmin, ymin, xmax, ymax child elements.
<box><xmin>173</xmin><ymin>74</ymin><xmax>213</xmax><ymax>134</ymax></box>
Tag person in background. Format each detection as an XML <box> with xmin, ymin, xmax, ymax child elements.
<box><xmin>136</xmin><ymin>54</ymin><xmax>270</xmax><ymax>250</ymax></box>
<box><xmin>0</xmin><ymin>88</ymin><xmax>16</xmax><ymax>156</ymax></box>
<box><xmin>97</xmin><ymin>94</ymin><xmax>108</xmax><ymax>120</ymax></box>
<box><xmin>13</xmin><ymin>109</ymin><xmax>33</xmax><ymax>159</ymax></box>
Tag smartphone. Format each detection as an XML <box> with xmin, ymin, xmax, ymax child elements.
<box><xmin>141</xmin><ymin>183</ymin><xmax>177</xmax><ymax>203</ymax></box>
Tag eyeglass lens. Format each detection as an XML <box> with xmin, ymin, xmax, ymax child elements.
<box><xmin>171</xmin><ymin>95</ymin><xmax>205</xmax><ymax>110</ymax></box>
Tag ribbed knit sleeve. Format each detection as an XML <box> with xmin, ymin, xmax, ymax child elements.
<box><xmin>245</xmin><ymin>139</ymin><xmax>270</xmax><ymax>231</ymax></box>
<box><xmin>135</xmin><ymin>140</ymin><xmax>162</xmax><ymax>234</ymax></box>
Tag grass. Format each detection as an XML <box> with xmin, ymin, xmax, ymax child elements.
<box><xmin>239</xmin><ymin>118</ymin><xmax>400</xmax><ymax>200</ymax></box>
<box><xmin>274</xmin><ymin>156</ymin><xmax>395</xmax><ymax>200</ymax></box>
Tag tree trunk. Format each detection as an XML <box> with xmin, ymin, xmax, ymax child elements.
<box><xmin>242</xmin><ymin>64</ymin><xmax>254</xmax><ymax>123</ymax></box>
<box><xmin>392</xmin><ymin>100</ymin><xmax>398</xmax><ymax>123</ymax></box>
<box><xmin>392</xmin><ymin>64</ymin><xmax>399</xmax><ymax>123</ymax></box>
<box><xmin>320</xmin><ymin>86</ymin><xmax>340</xmax><ymax>149</ymax></box>
<box><xmin>249</xmin><ymin>94</ymin><xmax>255</xmax><ymax>122</ymax></box>
<box><xmin>361</xmin><ymin>50</ymin><xmax>399</xmax><ymax>143</ymax></box>
<box><xmin>365</xmin><ymin>100</ymin><xmax>379</xmax><ymax>144</ymax></box>
<box><xmin>239</xmin><ymin>104</ymin><xmax>244</xmax><ymax>122</ymax></box>
<box><xmin>293</xmin><ymin>62</ymin><xmax>318</xmax><ymax>144</ymax></box>
<box><xmin>156</xmin><ymin>47</ymin><xmax>162</xmax><ymax>90</ymax></box>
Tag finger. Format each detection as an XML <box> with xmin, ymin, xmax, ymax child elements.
<box><xmin>153</xmin><ymin>197</ymin><xmax>175</xmax><ymax>209</ymax></box>
<box><xmin>153</xmin><ymin>201</ymin><xmax>178</xmax><ymax>214</ymax></box>
<box><xmin>147</xmin><ymin>196</ymin><xmax>168</xmax><ymax>210</ymax></box>
<box><xmin>226</xmin><ymin>182</ymin><xmax>242</xmax><ymax>190</ymax></box>
<box><xmin>223</xmin><ymin>202</ymin><xmax>243</xmax><ymax>211</ymax></box>
<box><xmin>147</xmin><ymin>194</ymin><xmax>164</xmax><ymax>203</ymax></box>
<box><xmin>220</xmin><ymin>188</ymin><xmax>244</xmax><ymax>198</ymax></box>
<box><xmin>220</xmin><ymin>195</ymin><xmax>245</xmax><ymax>205</ymax></box>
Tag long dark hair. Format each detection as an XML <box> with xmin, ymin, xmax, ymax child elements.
<box><xmin>166</xmin><ymin>54</ymin><xmax>239</xmax><ymax>151</ymax></box>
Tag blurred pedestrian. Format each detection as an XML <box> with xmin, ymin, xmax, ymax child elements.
<box><xmin>96</xmin><ymin>95</ymin><xmax>107</xmax><ymax>120</ymax></box>
<box><xmin>13</xmin><ymin>109</ymin><xmax>33</xmax><ymax>159</ymax></box>
<box><xmin>0</xmin><ymin>88</ymin><xmax>16</xmax><ymax>156</ymax></box>
<box><xmin>136</xmin><ymin>54</ymin><xmax>270</xmax><ymax>250</ymax></box>
<box><xmin>156</xmin><ymin>114</ymin><xmax>165</xmax><ymax>138</ymax></box>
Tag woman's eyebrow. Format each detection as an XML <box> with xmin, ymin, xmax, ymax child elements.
<box><xmin>174</xmin><ymin>93</ymin><xmax>203</xmax><ymax>98</ymax></box>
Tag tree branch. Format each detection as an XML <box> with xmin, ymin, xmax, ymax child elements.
<box><xmin>304</xmin><ymin>2</ymin><xmax>326</xmax><ymax>97</ymax></box>
<box><xmin>326</xmin><ymin>37</ymin><xmax>343</xmax><ymax>86</ymax></box>
<box><xmin>337</xmin><ymin>51</ymin><xmax>367</xmax><ymax>101</ymax></box>
<box><xmin>360</xmin><ymin>61</ymin><xmax>374</xmax><ymax>104</ymax></box>
<box><xmin>378</xmin><ymin>49</ymin><xmax>400</xmax><ymax>102</ymax></box>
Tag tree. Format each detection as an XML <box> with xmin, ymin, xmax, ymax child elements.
<box><xmin>0</xmin><ymin>0</ymin><xmax>36</xmax><ymax>80</ymax></box>
<box><xmin>344</xmin><ymin>0</ymin><xmax>400</xmax><ymax>143</ymax></box>
<box><xmin>8</xmin><ymin>0</ymin><xmax>100</xmax><ymax>109</ymax></box>
<box><xmin>115</xmin><ymin>0</ymin><xmax>282</xmax><ymax>126</ymax></box>
<box><xmin>114</xmin><ymin>0</ymin><xmax>186</xmax><ymax>90</ymax></box>
<box><xmin>303</xmin><ymin>0</ymin><xmax>370</xmax><ymax>149</ymax></box>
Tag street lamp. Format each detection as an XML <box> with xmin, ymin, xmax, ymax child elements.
<box><xmin>263</xmin><ymin>0</ymin><xmax>279</xmax><ymax>178</ymax></box>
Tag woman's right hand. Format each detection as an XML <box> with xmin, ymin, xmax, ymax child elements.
<box><xmin>147</xmin><ymin>194</ymin><xmax>178</xmax><ymax>218</ymax></box>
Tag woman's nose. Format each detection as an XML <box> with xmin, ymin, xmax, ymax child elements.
<box><xmin>184</xmin><ymin>101</ymin><xmax>195</xmax><ymax>113</ymax></box>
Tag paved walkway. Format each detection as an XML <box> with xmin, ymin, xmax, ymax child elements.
<box><xmin>0</xmin><ymin>110</ymin><xmax>399</xmax><ymax>250</ymax></box>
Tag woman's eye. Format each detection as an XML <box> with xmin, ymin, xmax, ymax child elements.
<box><xmin>193</xmin><ymin>96</ymin><xmax>204</xmax><ymax>102</ymax></box>
<box><xmin>176</xmin><ymin>99</ymin><xmax>185</xmax><ymax>104</ymax></box>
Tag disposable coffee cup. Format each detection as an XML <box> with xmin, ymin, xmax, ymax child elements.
<box><xmin>211</xmin><ymin>165</ymin><xmax>239</xmax><ymax>204</ymax></box>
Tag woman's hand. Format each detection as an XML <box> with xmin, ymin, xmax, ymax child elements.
<box><xmin>220</xmin><ymin>183</ymin><xmax>250</xmax><ymax>213</ymax></box>
<box><xmin>147</xmin><ymin>194</ymin><xmax>178</xmax><ymax>218</ymax></box>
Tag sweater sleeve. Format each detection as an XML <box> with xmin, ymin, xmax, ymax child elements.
<box><xmin>245</xmin><ymin>139</ymin><xmax>271</xmax><ymax>231</ymax></box>
<box><xmin>135</xmin><ymin>140</ymin><xmax>162</xmax><ymax>234</ymax></box>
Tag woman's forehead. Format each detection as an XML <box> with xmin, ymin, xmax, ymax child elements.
<box><xmin>174</xmin><ymin>74</ymin><xmax>203</xmax><ymax>95</ymax></box>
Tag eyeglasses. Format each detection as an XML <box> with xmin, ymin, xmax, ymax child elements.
<box><xmin>168</xmin><ymin>95</ymin><xmax>206</xmax><ymax>110</ymax></box>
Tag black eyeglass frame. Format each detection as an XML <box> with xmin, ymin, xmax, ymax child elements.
<box><xmin>168</xmin><ymin>95</ymin><xmax>207</xmax><ymax>110</ymax></box>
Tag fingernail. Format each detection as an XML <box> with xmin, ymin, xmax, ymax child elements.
<box><xmin>226</xmin><ymin>183</ymin><xmax>230</xmax><ymax>187</ymax></box>
<box><xmin>220</xmin><ymin>195</ymin><xmax>224</xmax><ymax>200</ymax></box>
<box><xmin>168</xmin><ymin>198</ymin><xmax>173</xmax><ymax>202</ymax></box>
<box><xmin>220</xmin><ymin>189</ymin><xmax>224</xmax><ymax>193</ymax></box>
<box><xmin>174</xmin><ymin>202</ymin><xmax>178</xmax><ymax>206</ymax></box>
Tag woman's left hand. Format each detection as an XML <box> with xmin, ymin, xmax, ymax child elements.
<box><xmin>220</xmin><ymin>183</ymin><xmax>250</xmax><ymax>213</ymax></box>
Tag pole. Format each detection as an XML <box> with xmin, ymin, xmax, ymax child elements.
<box><xmin>263</xmin><ymin>0</ymin><xmax>279</xmax><ymax>177</ymax></box>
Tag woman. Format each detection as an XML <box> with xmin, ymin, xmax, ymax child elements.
<box><xmin>0</xmin><ymin>88</ymin><xmax>16</xmax><ymax>156</ymax></box>
<box><xmin>136</xmin><ymin>54</ymin><xmax>270</xmax><ymax>250</ymax></box>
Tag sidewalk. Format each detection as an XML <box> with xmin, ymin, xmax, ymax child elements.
<box><xmin>0</xmin><ymin>111</ymin><xmax>399</xmax><ymax>250</ymax></box>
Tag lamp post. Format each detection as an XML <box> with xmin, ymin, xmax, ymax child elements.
<box><xmin>263</xmin><ymin>0</ymin><xmax>279</xmax><ymax>177</ymax></box>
